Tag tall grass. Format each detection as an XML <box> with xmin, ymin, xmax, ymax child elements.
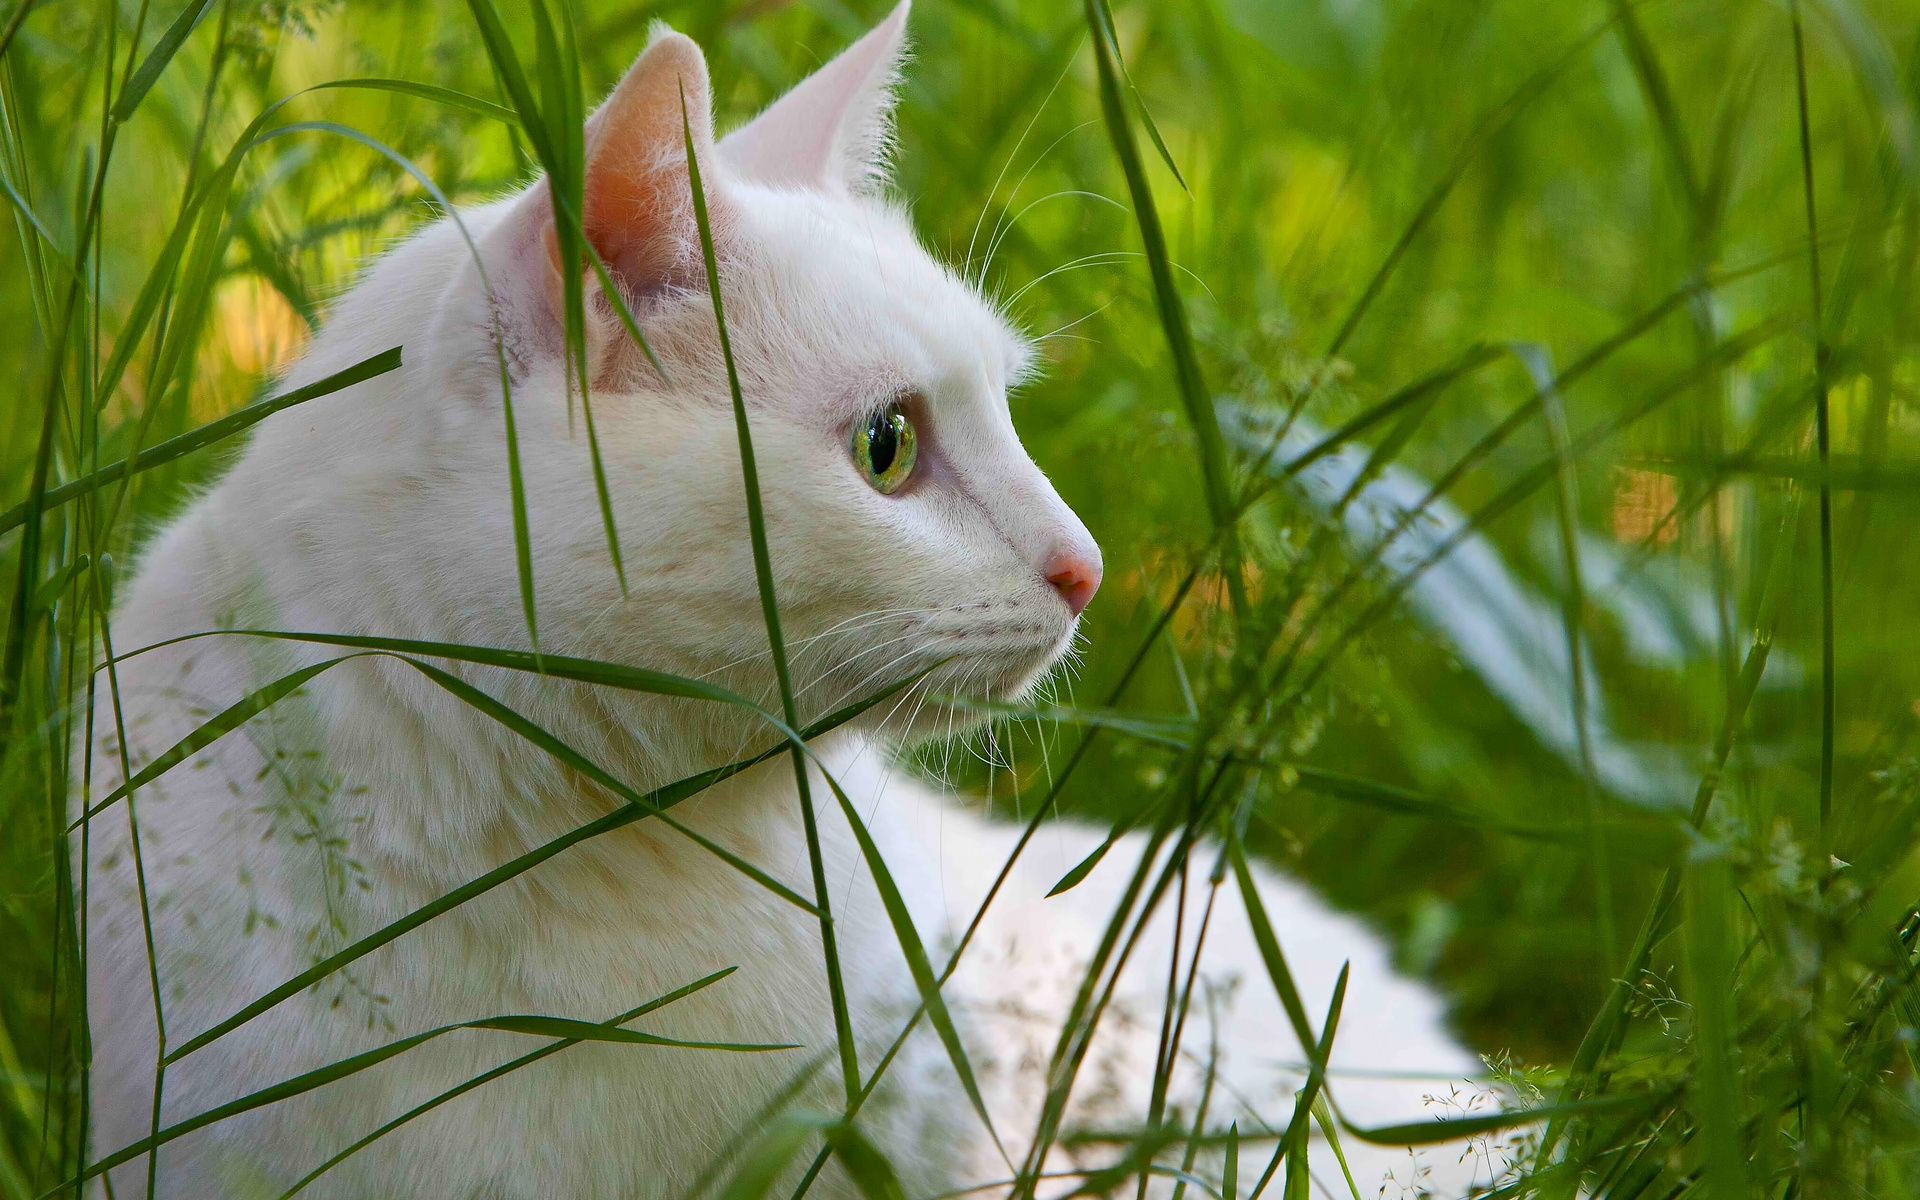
<box><xmin>6</xmin><ymin>0</ymin><xmax>1920</xmax><ymax>1197</ymax></box>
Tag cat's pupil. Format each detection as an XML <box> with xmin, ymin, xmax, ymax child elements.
<box><xmin>868</xmin><ymin>410</ymin><xmax>898</xmax><ymax>474</ymax></box>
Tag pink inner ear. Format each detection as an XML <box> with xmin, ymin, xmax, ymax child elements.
<box><xmin>719</xmin><ymin>0</ymin><xmax>909</xmax><ymax>193</ymax></box>
<box><xmin>568</xmin><ymin>32</ymin><xmax>718</xmax><ymax>294</ymax></box>
<box><xmin>583</xmin><ymin>158</ymin><xmax>678</xmax><ymax>288</ymax></box>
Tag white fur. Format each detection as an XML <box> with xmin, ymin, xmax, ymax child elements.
<box><xmin>81</xmin><ymin>7</ymin><xmax>1489</xmax><ymax>1197</ymax></box>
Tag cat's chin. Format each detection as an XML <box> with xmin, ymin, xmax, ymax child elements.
<box><xmin>849</xmin><ymin>636</ymin><xmax>1076</xmax><ymax>745</ymax></box>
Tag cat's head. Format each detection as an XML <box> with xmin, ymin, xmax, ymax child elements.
<box><xmin>443</xmin><ymin>2</ymin><xmax>1098</xmax><ymax>743</ymax></box>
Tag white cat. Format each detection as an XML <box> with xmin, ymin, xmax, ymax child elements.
<box><xmin>81</xmin><ymin>7</ymin><xmax>1490</xmax><ymax>1197</ymax></box>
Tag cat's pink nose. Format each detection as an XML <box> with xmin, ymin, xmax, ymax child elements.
<box><xmin>1046</xmin><ymin>551</ymin><xmax>1101</xmax><ymax>617</ymax></box>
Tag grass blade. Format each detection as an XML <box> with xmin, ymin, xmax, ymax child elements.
<box><xmin>1791</xmin><ymin>0</ymin><xmax>1836</xmax><ymax>835</ymax></box>
<box><xmin>467</xmin><ymin>1015</ymin><xmax>794</xmax><ymax>1051</ymax></box>
<box><xmin>1342</xmin><ymin>1091</ymin><xmax>1659</xmax><ymax>1147</ymax></box>
<box><xmin>683</xmin><ymin>85</ymin><xmax>862</xmax><ymax>1107</ymax></box>
<box><xmin>463</xmin><ymin>0</ymin><xmax>554</xmax><ymax>165</ymax></box>
<box><xmin>72</xmin><ymin>655</ymin><xmax>362</xmax><ymax>826</ymax></box>
<box><xmin>1</xmin><ymin>347</ymin><xmax>401</xmax><ymax>536</ymax></box>
<box><xmin>70</xmin><ymin>993</ymin><xmax>791</xmax><ymax>1190</ymax></box>
<box><xmin>722</xmin><ymin>1115</ymin><xmax>841</xmax><ymax>1200</ymax></box>
<box><xmin>1248</xmin><ymin>964</ymin><xmax>1346</xmax><ymax>1200</ymax></box>
<box><xmin>1088</xmin><ymin>0</ymin><xmax>1190</xmax><ymax>195</ymax></box>
<box><xmin>110</xmin><ymin>0</ymin><xmax>217</xmax><ymax>125</ymax></box>
<box><xmin>402</xmin><ymin>656</ymin><xmax>820</xmax><ymax>914</ymax></box>
<box><xmin>1082</xmin><ymin>0</ymin><xmax>1234</xmax><ymax>560</ymax></box>
<box><xmin>1048</xmin><ymin>826</ymin><xmax>1126</xmax><ymax>896</ymax></box>
<box><xmin>1227</xmin><ymin>839</ymin><xmax>1317</xmax><ymax>1057</ymax></box>
<box><xmin>112</xmin><ymin>627</ymin><xmax>769</xmax><ymax>709</ymax></box>
<box><xmin>527</xmin><ymin>0</ymin><xmax>626</xmax><ymax>594</ymax></box>
<box><xmin>309</xmin><ymin>78</ymin><xmax>517</xmax><ymax>124</ymax></box>
<box><xmin>1223</xmin><ymin>1123</ymin><xmax>1238</xmax><ymax>1200</ymax></box>
<box><xmin>1515</xmin><ymin>339</ymin><xmax>1616</xmax><ymax>967</ymax></box>
<box><xmin>1685</xmin><ymin>853</ymin><xmax>1744</xmax><ymax>1199</ymax></box>
<box><xmin>1309</xmin><ymin>1098</ymin><xmax>1361</xmax><ymax>1200</ymax></box>
<box><xmin>820</xmin><ymin>767</ymin><xmax>1006</xmax><ymax>1163</ymax></box>
<box><xmin>824</xmin><ymin>1123</ymin><xmax>908</xmax><ymax>1200</ymax></box>
<box><xmin>278</xmin><ymin>969</ymin><xmax>742</xmax><ymax>1198</ymax></box>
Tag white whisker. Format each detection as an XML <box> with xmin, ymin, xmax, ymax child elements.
<box><xmin>964</xmin><ymin>55</ymin><xmax>1080</xmax><ymax>286</ymax></box>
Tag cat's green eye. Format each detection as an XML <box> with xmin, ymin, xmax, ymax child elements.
<box><xmin>852</xmin><ymin>403</ymin><xmax>918</xmax><ymax>495</ymax></box>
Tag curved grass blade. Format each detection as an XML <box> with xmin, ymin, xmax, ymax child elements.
<box><xmin>1048</xmin><ymin>828</ymin><xmax>1124</xmax><ymax>897</ymax></box>
<box><xmin>308</xmin><ymin>78</ymin><xmax>517</xmax><ymax>124</ymax></box>
<box><xmin>2</xmin><ymin>347</ymin><xmax>401</xmax><ymax>536</ymax></box>
<box><xmin>1516</xmin><ymin>339</ymin><xmax>1616</xmax><ymax>965</ymax></box>
<box><xmin>464</xmin><ymin>0</ymin><xmax>555</xmax><ymax>165</ymax></box>
<box><xmin>471</xmin><ymin>1015</ymin><xmax>793</xmax><ymax>1050</ymax></box>
<box><xmin>529</xmin><ymin>0</ymin><xmax>626</xmax><ymax>595</ymax></box>
<box><xmin>1342</xmin><ymin>1091</ymin><xmax>1659</xmax><ymax>1147</ymax></box>
<box><xmin>1082</xmin><ymin>0</ymin><xmax>1231</xmax><ymax>553</ymax></box>
<box><xmin>279</xmin><ymin>969</ymin><xmax>742</xmax><ymax>1198</ymax></box>
<box><xmin>1309</xmin><ymin>1098</ymin><xmax>1360</xmax><ymax>1200</ymax></box>
<box><xmin>71</xmin><ymin>654</ymin><xmax>362</xmax><ymax>826</ymax></box>
<box><xmin>110</xmin><ymin>627</ymin><xmax>766</xmax><ymax>710</ymax></box>
<box><xmin>936</xmin><ymin>695</ymin><xmax>1194</xmax><ymax>746</ymax></box>
<box><xmin>585</xmin><ymin>240</ymin><xmax>667</xmax><ymax>382</ymax></box>
<box><xmin>1227</xmin><ymin>839</ymin><xmax>1316</xmax><ymax>1057</ymax></box>
<box><xmin>0</xmin><ymin>171</ymin><xmax>78</xmax><ymax>284</ymax></box>
<box><xmin>27</xmin><ymin>553</ymin><xmax>86</xmax><ymax>617</ymax></box>
<box><xmin>1088</xmin><ymin>0</ymin><xmax>1190</xmax><ymax>195</ymax></box>
<box><xmin>463</xmin><ymin>0</ymin><xmax>610</xmax><ymax>623</ymax></box>
<box><xmin>680</xmin><ymin>1056</ymin><xmax>835</xmax><ymax>1200</ymax></box>
<box><xmin>110</xmin><ymin>0</ymin><xmax>217</xmax><ymax>125</ymax></box>
<box><xmin>1047</xmin><ymin>793</ymin><xmax>1169</xmax><ymax>896</ymax></box>
<box><xmin>84</xmin><ymin>113</ymin><xmax>520</xmax><ymax>640</ymax></box>
<box><xmin>257</xmin><ymin>96</ymin><xmax>542</xmax><ymax>647</ymax></box>
<box><xmin>96</xmin><ymin>110</ymin><xmax>250</xmax><ymax>537</ymax></box>
<box><xmin>67</xmin><ymin>999</ymin><xmax>792</xmax><ymax>1191</ymax></box>
<box><xmin>820</xmin><ymin>768</ymin><xmax>1006</xmax><ymax>1165</ymax></box>
<box><xmin>1275</xmin><ymin>763</ymin><xmax>1653</xmax><ymax>846</ymax></box>
<box><xmin>416</xmin><ymin>12</ymin><xmax>667</xmax><ymax>387</ymax></box>
<box><xmin>75</xmin><ymin>628</ymin><xmax>773</xmax><ymax>828</ymax></box>
<box><xmin>1055</xmin><ymin>1126</ymin><xmax>1189</xmax><ymax>1198</ymax></box>
<box><xmin>1248</xmin><ymin>964</ymin><xmax>1346</xmax><ymax>1200</ymax></box>
<box><xmin>403</xmin><ymin>656</ymin><xmax>819</xmax><ymax>915</ymax></box>
<box><xmin>92</xmin><ymin>127</ymin><xmax>244</xmax><ymax>413</ymax></box>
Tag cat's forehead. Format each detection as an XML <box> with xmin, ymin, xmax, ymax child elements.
<box><xmin>736</xmin><ymin>186</ymin><xmax>1032</xmax><ymax>413</ymax></box>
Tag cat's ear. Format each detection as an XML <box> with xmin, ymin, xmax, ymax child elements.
<box><xmin>547</xmin><ymin>27</ymin><xmax>723</xmax><ymax>302</ymax></box>
<box><xmin>719</xmin><ymin>0</ymin><xmax>911</xmax><ymax>196</ymax></box>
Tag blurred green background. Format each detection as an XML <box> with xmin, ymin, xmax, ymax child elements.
<box><xmin>7</xmin><ymin>0</ymin><xmax>1920</xmax><ymax>1193</ymax></box>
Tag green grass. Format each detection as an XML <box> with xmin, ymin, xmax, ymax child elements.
<box><xmin>8</xmin><ymin>0</ymin><xmax>1920</xmax><ymax>1196</ymax></box>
